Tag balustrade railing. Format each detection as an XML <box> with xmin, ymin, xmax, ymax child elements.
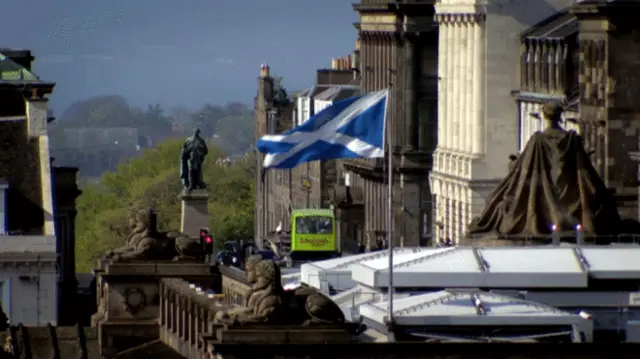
<box><xmin>160</xmin><ymin>278</ymin><xmax>223</xmax><ymax>359</ymax></box>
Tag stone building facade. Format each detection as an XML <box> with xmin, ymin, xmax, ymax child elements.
<box><xmin>0</xmin><ymin>48</ymin><xmax>81</xmax><ymax>325</ymax></box>
<box><xmin>254</xmin><ymin>63</ymin><xmax>359</xmax><ymax>250</ymax></box>
<box><xmin>514</xmin><ymin>10</ymin><xmax>581</xmax><ymax>152</ymax></box>
<box><xmin>430</xmin><ymin>0</ymin><xmax>574</xmax><ymax>244</ymax></box>
<box><xmin>571</xmin><ymin>0</ymin><xmax>640</xmax><ymax>219</ymax></box>
<box><xmin>339</xmin><ymin>0</ymin><xmax>438</xmax><ymax>250</ymax></box>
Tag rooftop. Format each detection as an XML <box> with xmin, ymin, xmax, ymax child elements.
<box><xmin>314</xmin><ymin>85</ymin><xmax>360</xmax><ymax>102</ymax></box>
<box><xmin>522</xmin><ymin>10</ymin><xmax>578</xmax><ymax>40</ymax></box>
<box><xmin>300</xmin><ymin>247</ymin><xmax>437</xmax><ymax>292</ymax></box>
<box><xmin>0</xmin><ymin>52</ymin><xmax>39</xmax><ymax>81</ymax></box>
<box><xmin>360</xmin><ymin>290</ymin><xmax>585</xmax><ymax>327</ymax></box>
<box><xmin>349</xmin><ymin>245</ymin><xmax>640</xmax><ymax>289</ymax></box>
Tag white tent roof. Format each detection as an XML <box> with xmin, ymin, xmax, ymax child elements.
<box><xmin>360</xmin><ymin>290</ymin><xmax>585</xmax><ymax>327</ymax></box>
<box><xmin>351</xmin><ymin>246</ymin><xmax>640</xmax><ymax>289</ymax></box>
<box><xmin>579</xmin><ymin>247</ymin><xmax>640</xmax><ymax>279</ymax></box>
<box><xmin>300</xmin><ymin>247</ymin><xmax>435</xmax><ymax>292</ymax></box>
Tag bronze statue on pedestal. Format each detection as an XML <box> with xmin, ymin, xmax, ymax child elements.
<box><xmin>180</xmin><ymin>128</ymin><xmax>208</xmax><ymax>193</ymax></box>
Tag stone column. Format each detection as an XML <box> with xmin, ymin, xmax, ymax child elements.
<box><xmin>180</xmin><ymin>189</ymin><xmax>209</xmax><ymax>238</ymax></box>
<box><xmin>404</xmin><ymin>32</ymin><xmax>419</xmax><ymax>150</ymax></box>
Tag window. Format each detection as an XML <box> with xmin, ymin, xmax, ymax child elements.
<box><xmin>295</xmin><ymin>216</ymin><xmax>333</xmax><ymax>234</ymax></box>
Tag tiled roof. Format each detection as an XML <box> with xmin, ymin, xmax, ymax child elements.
<box><xmin>0</xmin><ymin>53</ymin><xmax>40</xmax><ymax>82</ymax></box>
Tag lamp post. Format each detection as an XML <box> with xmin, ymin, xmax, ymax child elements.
<box><xmin>575</xmin><ymin>224</ymin><xmax>584</xmax><ymax>245</ymax></box>
<box><xmin>551</xmin><ymin>224</ymin><xmax>559</xmax><ymax>245</ymax></box>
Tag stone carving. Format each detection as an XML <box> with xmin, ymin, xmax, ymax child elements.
<box><xmin>103</xmin><ymin>208</ymin><xmax>202</xmax><ymax>262</ymax></box>
<box><xmin>123</xmin><ymin>288</ymin><xmax>147</xmax><ymax>315</ymax></box>
<box><xmin>213</xmin><ymin>255</ymin><xmax>262</xmax><ymax>322</ymax></box>
<box><xmin>468</xmin><ymin>102</ymin><xmax>621</xmax><ymax>240</ymax></box>
<box><xmin>283</xmin><ymin>286</ymin><xmax>345</xmax><ymax>325</ymax></box>
<box><xmin>215</xmin><ymin>259</ymin><xmax>284</xmax><ymax>325</ymax></box>
<box><xmin>180</xmin><ymin>128</ymin><xmax>208</xmax><ymax>193</ymax></box>
<box><xmin>215</xmin><ymin>256</ymin><xmax>345</xmax><ymax>327</ymax></box>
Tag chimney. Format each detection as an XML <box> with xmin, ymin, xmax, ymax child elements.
<box><xmin>260</xmin><ymin>63</ymin><xmax>270</xmax><ymax>77</ymax></box>
<box><xmin>331</xmin><ymin>58</ymin><xmax>338</xmax><ymax>69</ymax></box>
<box><xmin>344</xmin><ymin>55</ymin><xmax>351</xmax><ymax>70</ymax></box>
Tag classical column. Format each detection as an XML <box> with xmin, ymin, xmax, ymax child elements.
<box><xmin>404</xmin><ymin>34</ymin><xmax>419</xmax><ymax>150</ymax></box>
<box><xmin>438</xmin><ymin>17</ymin><xmax>448</xmax><ymax>150</ymax></box>
<box><xmin>463</xmin><ymin>17</ymin><xmax>473</xmax><ymax>154</ymax></box>
<box><xmin>472</xmin><ymin>14</ymin><xmax>486</xmax><ymax>155</ymax></box>
<box><xmin>445</xmin><ymin>16</ymin><xmax>454</xmax><ymax>149</ymax></box>
<box><xmin>452</xmin><ymin>19</ymin><xmax>461</xmax><ymax>152</ymax></box>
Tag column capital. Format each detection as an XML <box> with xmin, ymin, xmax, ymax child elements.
<box><xmin>435</xmin><ymin>12</ymin><xmax>486</xmax><ymax>24</ymax></box>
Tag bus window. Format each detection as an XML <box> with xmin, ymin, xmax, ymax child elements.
<box><xmin>295</xmin><ymin>216</ymin><xmax>333</xmax><ymax>234</ymax></box>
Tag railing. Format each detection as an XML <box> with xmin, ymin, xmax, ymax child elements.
<box><xmin>159</xmin><ymin>278</ymin><xmax>223</xmax><ymax>359</ymax></box>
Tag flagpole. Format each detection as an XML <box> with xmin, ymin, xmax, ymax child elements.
<box><xmin>386</xmin><ymin>70</ymin><xmax>394</xmax><ymax>324</ymax></box>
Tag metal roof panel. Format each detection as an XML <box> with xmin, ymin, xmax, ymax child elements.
<box><xmin>360</xmin><ymin>290</ymin><xmax>583</xmax><ymax>327</ymax></box>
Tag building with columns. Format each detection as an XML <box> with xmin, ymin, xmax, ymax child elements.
<box><xmin>338</xmin><ymin>0</ymin><xmax>438</xmax><ymax>250</ymax></box>
<box><xmin>430</xmin><ymin>0</ymin><xmax>573</xmax><ymax>244</ymax></box>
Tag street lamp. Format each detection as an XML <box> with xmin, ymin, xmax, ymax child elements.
<box><xmin>551</xmin><ymin>224</ymin><xmax>559</xmax><ymax>245</ymax></box>
<box><xmin>575</xmin><ymin>224</ymin><xmax>584</xmax><ymax>245</ymax></box>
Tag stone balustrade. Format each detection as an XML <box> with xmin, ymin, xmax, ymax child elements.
<box><xmin>160</xmin><ymin>278</ymin><xmax>222</xmax><ymax>359</ymax></box>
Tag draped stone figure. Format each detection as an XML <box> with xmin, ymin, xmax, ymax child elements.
<box><xmin>467</xmin><ymin>102</ymin><xmax>621</xmax><ymax>240</ymax></box>
<box><xmin>180</xmin><ymin>128</ymin><xmax>208</xmax><ymax>192</ymax></box>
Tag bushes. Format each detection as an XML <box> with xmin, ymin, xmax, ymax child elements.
<box><xmin>75</xmin><ymin>139</ymin><xmax>255</xmax><ymax>272</ymax></box>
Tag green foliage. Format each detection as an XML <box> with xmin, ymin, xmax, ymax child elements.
<box><xmin>75</xmin><ymin>139</ymin><xmax>255</xmax><ymax>272</ymax></box>
<box><xmin>271</xmin><ymin>76</ymin><xmax>291</xmax><ymax>109</ymax></box>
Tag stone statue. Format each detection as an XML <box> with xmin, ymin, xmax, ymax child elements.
<box><xmin>467</xmin><ymin>101</ymin><xmax>621</xmax><ymax>240</ymax></box>
<box><xmin>213</xmin><ymin>255</ymin><xmax>262</xmax><ymax>323</ymax></box>
<box><xmin>215</xmin><ymin>256</ymin><xmax>346</xmax><ymax>327</ymax></box>
<box><xmin>180</xmin><ymin>128</ymin><xmax>208</xmax><ymax>192</ymax></box>
<box><xmin>103</xmin><ymin>208</ymin><xmax>202</xmax><ymax>262</ymax></box>
<box><xmin>283</xmin><ymin>286</ymin><xmax>346</xmax><ymax>326</ymax></box>
<box><xmin>215</xmin><ymin>259</ymin><xmax>285</xmax><ymax>325</ymax></box>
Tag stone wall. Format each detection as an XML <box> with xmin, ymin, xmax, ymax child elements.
<box><xmin>0</xmin><ymin>120</ymin><xmax>44</xmax><ymax>233</ymax></box>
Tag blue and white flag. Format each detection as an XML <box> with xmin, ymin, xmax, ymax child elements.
<box><xmin>257</xmin><ymin>89</ymin><xmax>388</xmax><ymax>169</ymax></box>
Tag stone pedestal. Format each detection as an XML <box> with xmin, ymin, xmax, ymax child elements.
<box><xmin>180</xmin><ymin>189</ymin><xmax>209</xmax><ymax>238</ymax></box>
<box><xmin>92</xmin><ymin>260</ymin><xmax>220</xmax><ymax>357</ymax></box>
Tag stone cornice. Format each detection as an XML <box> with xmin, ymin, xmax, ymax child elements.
<box><xmin>434</xmin><ymin>3</ymin><xmax>487</xmax><ymax>16</ymax></box>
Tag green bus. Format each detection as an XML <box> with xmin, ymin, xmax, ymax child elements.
<box><xmin>290</xmin><ymin>208</ymin><xmax>337</xmax><ymax>256</ymax></box>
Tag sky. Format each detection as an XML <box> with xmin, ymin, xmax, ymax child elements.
<box><xmin>0</xmin><ymin>0</ymin><xmax>357</xmax><ymax>115</ymax></box>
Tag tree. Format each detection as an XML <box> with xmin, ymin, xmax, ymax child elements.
<box><xmin>271</xmin><ymin>76</ymin><xmax>291</xmax><ymax>109</ymax></box>
<box><xmin>75</xmin><ymin>138</ymin><xmax>255</xmax><ymax>272</ymax></box>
